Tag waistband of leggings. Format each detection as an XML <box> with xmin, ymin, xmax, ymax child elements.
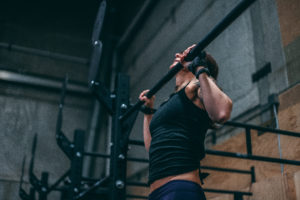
<box><xmin>149</xmin><ymin>180</ymin><xmax>203</xmax><ymax>199</ymax></box>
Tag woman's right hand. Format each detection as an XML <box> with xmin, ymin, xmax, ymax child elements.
<box><xmin>139</xmin><ymin>89</ymin><xmax>155</xmax><ymax>108</ymax></box>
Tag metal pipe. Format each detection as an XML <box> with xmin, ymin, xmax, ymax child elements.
<box><xmin>206</xmin><ymin>149</ymin><xmax>300</xmax><ymax>165</ymax></box>
<box><xmin>200</xmin><ymin>166</ymin><xmax>252</xmax><ymax>174</ymax></box>
<box><xmin>225</xmin><ymin>121</ymin><xmax>300</xmax><ymax>137</ymax></box>
<box><xmin>75</xmin><ymin>176</ymin><xmax>110</xmax><ymax>199</ymax></box>
<box><xmin>106</xmin><ymin>0</ymin><xmax>160</xmax><ymax>176</ymax></box>
<box><xmin>120</xmin><ymin>0</ymin><xmax>257</xmax><ymax>121</ymax></box>
<box><xmin>47</xmin><ymin>170</ymin><xmax>70</xmax><ymax>194</ymax></box>
<box><xmin>273</xmin><ymin>104</ymin><xmax>284</xmax><ymax>174</ymax></box>
<box><xmin>83</xmin><ymin>100</ymin><xmax>101</xmax><ymax>177</ymax></box>
<box><xmin>245</xmin><ymin>128</ymin><xmax>252</xmax><ymax>155</ymax></box>
<box><xmin>207</xmin><ymin>102</ymin><xmax>280</xmax><ymax>143</ymax></box>
<box><xmin>0</xmin><ymin>69</ymin><xmax>90</xmax><ymax>95</ymax></box>
<box><xmin>203</xmin><ymin>188</ymin><xmax>252</xmax><ymax>196</ymax></box>
<box><xmin>126</xmin><ymin>194</ymin><xmax>148</xmax><ymax>199</ymax></box>
<box><xmin>0</xmin><ymin>42</ymin><xmax>88</xmax><ymax>65</ymax></box>
<box><xmin>126</xmin><ymin>190</ymin><xmax>252</xmax><ymax>198</ymax></box>
<box><xmin>250</xmin><ymin>166</ymin><xmax>256</xmax><ymax>183</ymax></box>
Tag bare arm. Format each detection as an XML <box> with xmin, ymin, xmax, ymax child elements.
<box><xmin>139</xmin><ymin>90</ymin><xmax>155</xmax><ymax>152</ymax></box>
<box><xmin>196</xmin><ymin>70</ymin><xmax>232</xmax><ymax>123</ymax></box>
<box><xmin>143</xmin><ymin>115</ymin><xmax>152</xmax><ymax>152</ymax></box>
<box><xmin>176</xmin><ymin>45</ymin><xmax>232</xmax><ymax>123</ymax></box>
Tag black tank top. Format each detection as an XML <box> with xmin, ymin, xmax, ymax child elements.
<box><xmin>148</xmin><ymin>87</ymin><xmax>211</xmax><ymax>184</ymax></box>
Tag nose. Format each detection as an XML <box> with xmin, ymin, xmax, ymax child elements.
<box><xmin>175</xmin><ymin>53</ymin><xmax>181</xmax><ymax>57</ymax></box>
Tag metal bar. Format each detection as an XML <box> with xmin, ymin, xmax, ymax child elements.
<box><xmin>68</xmin><ymin>130</ymin><xmax>85</xmax><ymax>200</ymax></box>
<box><xmin>245</xmin><ymin>128</ymin><xmax>252</xmax><ymax>155</ymax></box>
<box><xmin>83</xmin><ymin>152</ymin><xmax>110</xmax><ymax>158</ymax></box>
<box><xmin>88</xmin><ymin>42</ymin><xmax>103</xmax><ymax>85</ymax></box>
<box><xmin>119</xmin><ymin>63</ymin><xmax>183</xmax><ymax>121</ymax></box>
<box><xmin>208</xmin><ymin>103</ymin><xmax>274</xmax><ymax>141</ymax></box>
<box><xmin>126</xmin><ymin>194</ymin><xmax>148</xmax><ymax>199</ymax></box>
<box><xmin>273</xmin><ymin>103</ymin><xmax>284</xmax><ymax>174</ymax></box>
<box><xmin>186</xmin><ymin>0</ymin><xmax>257</xmax><ymax>60</ymax></box>
<box><xmin>203</xmin><ymin>188</ymin><xmax>252</xmax><ymax>196</ymax></box>
<box><xmin>206</xmin><ymin>149</ymin><xmax>300</xmax><ymax>165</ymax></box>
<box><xmin>84</xmin><ymin>152</ymin><xmax>148</xmax><ymax>163</ymax></box>
<box><xmin>250</xmin><ymin>166</ymin><xmax>256</xmax><ymax>183</ymax></box>
<box><xmin>75</xmin><ymin>176</ymin><xmax>109</xmax><ymax>199</ymax></box>
<box><xmin>47</xmin><ymin>170</ymin><xmax>70</xmax><ymax>193</ymax></box>
<box><xmin>110</xmin><ymin>74</ymin><xmax>130</xmax><ymax>200</ymax></box>
<box><xmin>39</xmin><ymin>172</ymin><xmax>48</xmax><ymax>200</ymax></box>
<box><xmin>234</xmin><ymin>193</ymin><xmax>244</xmax><ymax>200</ymax></box>
<box><xmin>120</xmin><ymin>0</ymin><xmax>257</xmax><ymax>121</ymax></box>
<box><xmin>225</xmin><ymin>121</ymin><xmax>300</xmax><ymax>137</ymax></box>
<box><xmin>200</xmin><ymin>166</ymin><xmax>252</xmax><ymax>174</ymax></box>
<box><xmin>0</xmin><ymin>69</ymin><xmax>90</xmax><ymax>95</ymax></box>
<box><xmin>128</xmin><ymin>140</ymin><xmax>144</xmax><ymax>146</ymax></box>
<box><xmin>91</xmin><ymin>0</ymin><xmax>106</xmax><ymax>43</ymax></box>
<box><xmin>0</xmin><ymin>42</ymin><xmax>88</xmax><ymax>65</ymax></box>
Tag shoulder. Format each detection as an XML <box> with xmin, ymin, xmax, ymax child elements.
<box><xmin>184</xmin><ymin>80</ymin><xmax>205</xmax><ymax>110</ymax></box>
<box><xmin>185</xmin><ymin>79</ymin><xmax>200</xmax><ymax>100</ymax></box>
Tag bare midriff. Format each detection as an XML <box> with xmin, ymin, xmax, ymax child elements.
<box><xmin>149</xmin><ymin>169</ymin><xmax>201</xmax><ymax>193</ymax></box>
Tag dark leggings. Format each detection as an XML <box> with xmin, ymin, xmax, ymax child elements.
<box><xmin>148</xmin><ymin>180</ymin><xmax>206</xmax><ymax>200</ymax></box>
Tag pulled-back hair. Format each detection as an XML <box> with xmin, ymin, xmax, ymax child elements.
<box><xmin>206</xmin><ymin>53</ymin><xmax>219</xmax><ymax>80</ymax></box>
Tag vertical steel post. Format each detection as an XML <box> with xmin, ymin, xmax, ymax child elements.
<box><xmin>250</xmin><ymin>166</ymin><xmax>256</xmax><ymax>183</ymax></box>
<box><xmin>234</xmin><ymin>193</ymin><xmax>243</xmax><ymax>200</ymax></box>
<box><xmin>245</xmin><ymin>128</ymin><xmax>252</xmax><ymax>155</ymax></box>
<box><xmin>69</xmin><ymin>130</ymin><xmax>85</xmax><ymax>200</ymax></box>
<box><xmin>39</xmin><ymin>172</ymin><xmax>49</xmax><ymax>200</ymax></box>
<box><xmin>110</xmin><ymin>74</ymin><xmax>130</xmax><ymax>200</ymax></box>
<box><xmin>30</xmin><ymin>188</ymin><xmax>36</xmax><ymax>200</ymax></box>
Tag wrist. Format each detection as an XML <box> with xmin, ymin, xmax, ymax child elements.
<box><xmin>195</xmin><ymin>66</ymin><xmax>205</xmax><ymax>72</ymax></box>
<box><xmin>140</xmin><ymin>105</ymin><xmax>156</xmax><ymax>115</ymax></box>
<box><xmin>195</xmin><ymin>67</ymin><xmax>210</xmax><ymax>78</ymax></box>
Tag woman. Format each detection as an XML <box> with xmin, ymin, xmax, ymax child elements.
<box><xmin>139</xmin><ymin>45</ymin><xmax>233</xmax><ymax>200</ymax></box>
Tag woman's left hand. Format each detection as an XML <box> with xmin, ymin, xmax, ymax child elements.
<box><xmin>169</xmin><ymin>44</ymin><xmax>196</xmax><ymax>69</ymax></box>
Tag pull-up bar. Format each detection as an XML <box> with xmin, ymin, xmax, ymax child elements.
<box><xmin>120</xmin><ymin>0</ymin><xmax>257</xmax><ymax>121</ymax></box>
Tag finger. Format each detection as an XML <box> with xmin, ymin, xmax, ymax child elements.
<box><xmin>185</xmin><ymin>44</ymin><xmax>196</xmax><ymax>54</ymax></box>
<box><xmin>139</xmin><ymin>90</ymin><xmax>147</xmax><ymax>98</ymax></box>
<box><xmin>142</xmin><ymin>89</ymin><xmax>149</xmax><ymax>96</ymax></box>
<box><xmin>174</xmin><ymin>57</ymin><xmax>181</xmax><ymax>62</ymax></box>
<box><xmin>187</xmin><ymin>44</ymin><xmax>196</xmax><ymax>50</ymax></box>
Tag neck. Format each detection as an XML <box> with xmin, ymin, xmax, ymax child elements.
<box><xmin>175</xmin><ymin>72</ymin><xmax>193</xmax><ymax>92</ymax></box>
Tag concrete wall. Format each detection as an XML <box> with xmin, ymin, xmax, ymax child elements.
<box><xmin>0</xmin><ymin>19</ymin><xmax>108</xmax><ymax>199</ymax></box>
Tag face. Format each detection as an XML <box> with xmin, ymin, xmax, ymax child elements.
<box><xmin>169</xmin><ymin>53</ymin><xmax>183</xmax><ymax>69</ymax></box>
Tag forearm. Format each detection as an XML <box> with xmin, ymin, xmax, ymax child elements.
<box><xmin>198</xmin><ymin>73</ymin><xmax>232</xmax><ymax>123</ymax></box>
<box><xmin>143</xmin><ymin>114</ymin><xmax>152</xmax><ymax>152</ymax></box>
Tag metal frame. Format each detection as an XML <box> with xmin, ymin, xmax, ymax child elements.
<box><xmin>0</xmin><ymin>69</ymin><xmax>89</xmax><ymax>95</ymax></box>
<box><xmin>0</xmin><ymin>43</ymin><xmax>88</xmax><ymax>65</ymax></box>
<box><xmin>205</xmin><ymin>121</ymin><xmax>300</xmax><ymax>165</ymax></box>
